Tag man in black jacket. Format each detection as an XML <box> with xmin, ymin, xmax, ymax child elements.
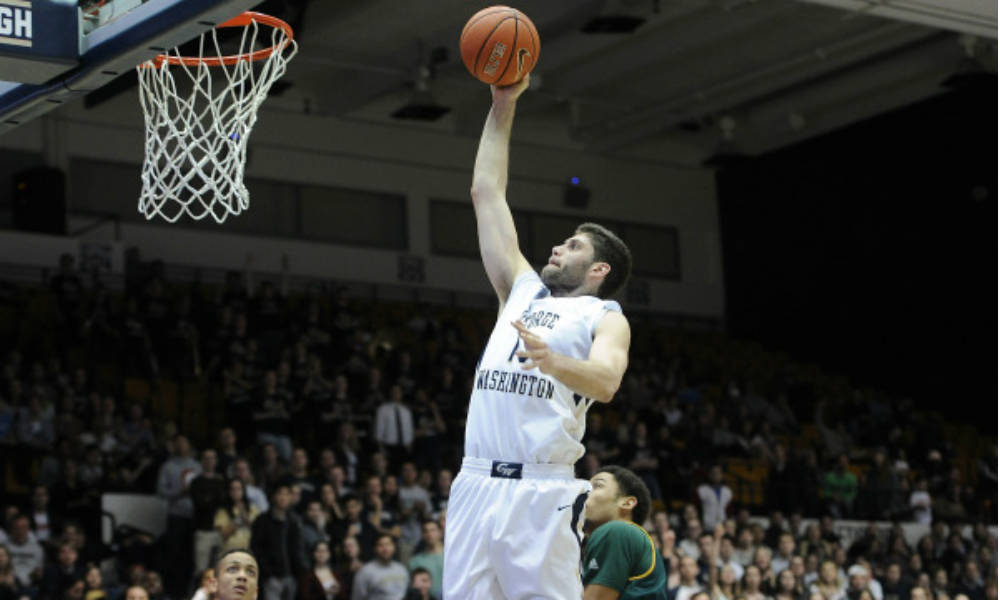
<box><xmin>250</xmin><ymin>483</ymin><xmax>305</xmax><ymax>600</ymax></box>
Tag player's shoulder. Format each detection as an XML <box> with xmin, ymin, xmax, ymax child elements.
<box><xmin>592</xmin><ymin>519</ymin><xmax>650</xmax><ymax>544</ymax></box>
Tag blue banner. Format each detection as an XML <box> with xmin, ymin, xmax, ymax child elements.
<box><xmin>0</xmin><ymin>0</ymin><xmax>78</xmax><ymax>84</ymax></box>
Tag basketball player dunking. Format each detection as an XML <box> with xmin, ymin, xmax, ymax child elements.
<box><xmin>442</xmin><ymin>75</ymin><xmax>632</xmax><ymax>599</ymax></box>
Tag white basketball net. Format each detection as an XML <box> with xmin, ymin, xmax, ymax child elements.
<box><xmin>136</xmin><ymin>17</ymin><xmax>297</xmax><ymax>223</ymax></box>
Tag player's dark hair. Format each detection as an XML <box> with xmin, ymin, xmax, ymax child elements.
<box><xmin>411</xmin><ymin>567</ymin><xmax>430</xmax><ymax>579</ymax></box>
<box><xmin>598</xmin><ymin>465</ymin><xmax>651</xmax><ymax>525</ymax></box>
<box><xmin>214</xmin><ymin>548</ymin><xmax>256</xmax><ymax>577</ymax></box>
<box><xmin>576</xmin><ymin>222</ymin><xmax>632</xmax><ymax>298</ymax></box>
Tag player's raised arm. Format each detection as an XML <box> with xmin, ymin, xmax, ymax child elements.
<box><xmin>470</xmin><ymin>77</ymin><xmax>534</xmax><ymax>304</ymax></box>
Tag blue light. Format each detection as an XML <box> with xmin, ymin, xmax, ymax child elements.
<box><xmin>570</xmin><ymin>176</ymin><xmax>580</xmax><ymax>185</ymax></box>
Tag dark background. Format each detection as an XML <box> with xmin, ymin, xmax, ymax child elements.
<box><xmin>716</xmin><ymin>78</ymin><xmax>996</xmax><ymax>429</ymax></box>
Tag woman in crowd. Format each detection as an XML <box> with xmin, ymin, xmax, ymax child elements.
<box><xmin>299</xmin><ymin>541</ymin><xmax>344</xmax><ymax>600</ymax></box>
<box><xmin>714</xmin><ymin>564</ymin><xmax>740</xmax><ymax>600</ymax></box>
<box><xmin>811</xmin><ymin>560</ymin><xmax>846</xmax><ymax>600</ymax></box>
<box><xmin>743</xmin><ymin>565</ymin><xmax>771</xmax><ymax>600</ymax></box>
<box><xmin>335</xmin><ymin>536</ymin><xmax>364</xmax><ymax>600</ymax></box>
<box><xmin>190</xmin><ymin>569</ymin><xmax>215</xmax><ymax>600</ymax></box>
<box><xmin>775</xmin><ymin>569</ymin><xmax>806</xmax><ymax>600</ymax></box>
<box><xmin>214</xmin><ymin>478</ymin><xmax>260</xmax><ymax>552</ymax></box>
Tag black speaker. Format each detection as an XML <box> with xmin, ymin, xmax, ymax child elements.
<box><xmin>563</xmin><ymin>183</ymin><xmax>591</xmax><ymax>209</ymax></box>
<box><xmin>12</xmin><ymin>166</ymin><xmax>66</xmax><ymax>235</ymax></box>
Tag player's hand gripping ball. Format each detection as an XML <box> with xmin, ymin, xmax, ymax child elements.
<box><xmin>460</xmin><ymin>6</ymin><xmax>540</xmax><ymax>86</ymax></box>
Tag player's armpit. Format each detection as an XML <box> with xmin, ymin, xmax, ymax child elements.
<box><xmin>586</xmin><ymin>310</ymin><xmax>631</xmax><ymax>403</ymax></box>
<box><xmin>584</xmin><ymin>584</ymin><xmax>621</xmax><ymax>600</ymax></box>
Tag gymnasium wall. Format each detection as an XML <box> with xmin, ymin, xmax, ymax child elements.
<box><xmin>0</xmin><ymin>92</ymin><xmax>724</xmax><ymax>319</ymax></box>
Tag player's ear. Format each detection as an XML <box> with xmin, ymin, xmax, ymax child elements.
<box><xmin>591</xmin><ymin>262</ymin><xmax>610</xmax><ymax>276</ymax></box>
<box><xmin>620</xmin><ymin>495</ymin><xmax>637</xmax><ymax>511</ymax></box>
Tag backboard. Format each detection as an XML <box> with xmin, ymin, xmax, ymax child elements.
<box><xmin>0</xmin><ymin>0</ymin><xmax>262</xmax><ymax>134</ymax></box>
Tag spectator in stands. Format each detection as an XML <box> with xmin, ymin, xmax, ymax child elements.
<box><xmin>0</xmin><ymin>544</ymin><xmax>19</xmax><ymax>600</ymax></box>
<box><xmin>156</xmin><ymin>433</ymin><xmax>199</xmax><ymax>591</ymax></box>
<box><xmin>16</xmin><ymin>395</ymin><xmax>56</xmax><ymax>450</ymax></box>
<box><xmin>332</xmin><ymin>423</ymin><xmax>361</xmax><ymax>488</ymax></box>
<box><xmin>429</xmin><ymin>470</ymin><xmax>450</xmax><ymax>520</ymax></box>
<box><xmin>214</xmin><ymin>478</ymin><xmax>259</xmax><ymax>554</ymax></box>
<box><xmin>955</xmin><ymin>559</ymin><xmax>985</xmax><ymax>600</ymax></box>
<box><xmin>330</xmin><ymin>497</ymin><xmax>376</xmax><ymax>561</ymax></box>
<box><xmin>811</xmin><ymin>560</ymin><xmax>846</xmax><ymax>600</ymax></box>
<box><xmin>231</xmin><ymin>459</ymin><xmax>269</xmax><ymax>514</ymax></box>
<box><xmin>773</xmin><ymin>532</ymin><xmax>797</xmax><ymax>574</ymax></box>
<box><xmin>190</xmin><ymin>449</ymin><xmax>227</xmax><ymax>573</ymax></box>
<box><xmin>373</xmin><ymin>385</ymin><xmax>413</xmax><ymax>467</ymax></box>
<box><xmin>669</xmin><ymin>556</ymin><xmax>703</xmax><ymax>600</ymax></box>
<box><xmin>83</xmin><ymin>564</ymin><xmax>109</xmax><ymax>600</ymax></box>
<box><xmin>743</xmin><ymin>565</ymin><xmax>769</xmax><ymax>600</ymax></box>
<box><xmin>679</xmin><ymin>519</ymin><xmax>703</xmax><ymax>560</ymax></box>
<box><xmin>910</xmin><ymin>479</ymin><xmax>933</xmax><ymax>525</ymax></box>
<box><xmin>334</xmin><ymin>537</ymin><xmax>364</xmax><ymax>599</ymax></box>
<box><xmin>409</xmin><ymin>389</ymin><xmax>445</xmax><ymax>473</ymax></box>
<box><xmin>298</xmin><ymin>541</ymin><xmax>344</xmax><ymax>600</ymax></box>
<box><xmin>396</xmin><ymin>463</ymin><xmax>430</xmax><ymax>558</ymax></box>
<box><xmin>288</xmin><ymin>448</ymin><xmax>317</xmax><ymax>506</ymax></box>
<box><xmin>776</xmin><ymin>568</ymin><xmax>806</xmax><ymax>600</ymax></box>
<box><xmin>318</xmin><ymin>484</ymin><xmax>344</xmax><ymax>523</ymax></box>
<box><xmin>141</xmin><ymin>571</ymin><xmax>168</xmax><ymax>600</ymax></box>
<box><xmin>713</xmin><ymin>562</ymin><xmax>739</xmax><ymax>600</ymax></box>
<box><xmin>404</xmin><ymin>568</ymin><xmax>435</xmax><ymax>600</ymax></box>
<box><xmin>251</xmin><ymin>483</ymin><xmax>305</xmax><ymax>600</ymax></box>
<box><xmin>407</xmin><ymin>520</ymin><xmax>443</xmax><ymax>600</ymax></box>
<box><xmin>40</xmin><ymin>542</ymin><xmax>83</xmax><ymax>600</ymax></box>
<box><xmin>823</xmin><ymin>455</ymin><xmax>858</xmax><ymax>518</ymax></box>
<box><xmin>717</xmin><ymin>535</ymin><xmax>745</xmax><ymax>581</ymax></box>
<box><xmin>301</xmin><ymin>501</ymin><xmax>331</xmax><ymax>552</ymax></box>
<box><xmin>253</xmin><ymin>372</ymin><xmax>294</xmax><ymax>462</ymax></box>
<box><xmin>350</xmin><ymin>535</ymin><xmax>407</xmax><ymax>600</ymax></box>
<box><xmin>882</xmin><ymin>563</ymin><xmax>910</xmax><ymax>600</ymax></box>
<box><xmin>215</xmin><ymin>428</ymin><xmax>240</xmax><ymax>477</ymax></box>
<box><xmin>6</xmin><ymin>514</ymin><xmax>44</xmax><ymax>590</ymax></box>
<box><xmin>729</xmin><ymin>527</ymin><xmax>755</xmax><ymax>568</ymax></box>
<box><xmin>190</xmin><ymin>569</ymin><xmax>216</xmax><ymax>600</ymax></box>
<box><xmin>255</xmin><ymin>445</ymin><xmax>288</xmax><ymax>497</ymax></box>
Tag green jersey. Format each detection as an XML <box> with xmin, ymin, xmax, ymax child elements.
<box><xmin>582</xmin><ymin>520</ymin><xmax>669</xmax><ymax>599</ymax></box>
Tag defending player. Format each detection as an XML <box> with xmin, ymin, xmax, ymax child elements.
<box><xmin>442</xmin><ymin>75</ymin><xmax>632</xmax><ymax>599</ymax></box>
<box><xmin>583</xmin><ymin>466</ymin><xmax>668</xmax><ymax>599</ymax></box>
<box><xmin>215</xmin><ymin>549</ymin><xmax>259</xmax><ymax>600</ymax></box>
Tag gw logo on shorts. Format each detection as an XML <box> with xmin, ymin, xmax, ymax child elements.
<box><xmin>0</xmin><ymin>0</ymin><xmax>32</xmax><ymax>48</ymax></box>
<box><xmin>491</xmin><ymin>461</ymin><xmax>523</xmax><ymax>479</ymax></box>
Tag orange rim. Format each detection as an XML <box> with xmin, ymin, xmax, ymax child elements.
<box><xmin>149</xmin><ymin>12</ymin><xmax>294</xmax><ymax>68</ymax></box>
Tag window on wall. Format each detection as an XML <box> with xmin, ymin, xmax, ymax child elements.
<box><xmin>429</xmin><ymin>199</ymin><xmax>681</xmax><ymax>281</ymax></box>
<box><xmin>299</xmin><ymin>185</ymin><xmax>407</xmax><ymax>249</ymax></box>
<box><xmin>429</xmin><ymin>200</ymin><xmax>477</xmax><ymax>257</ymax></box>
<box><xmin>68</xmin><ymin>158</ymin><xmax>408</xmax><ymax>250</ymax></box>
<box><xmin>429</xmin><ymin>199</ymin><xmax>537</xmax><ymax>261</ymax></box>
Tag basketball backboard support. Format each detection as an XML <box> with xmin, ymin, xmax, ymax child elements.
<box><xmin>0</xmin><ymin>0</ymin><xmax>261</xmax><ymax>134</ymax></box>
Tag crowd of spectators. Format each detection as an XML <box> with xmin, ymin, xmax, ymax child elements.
<box><xmin>0</xmin><ymin>253</ymin><xmax>995</xmax><ymax>600</ymax></box>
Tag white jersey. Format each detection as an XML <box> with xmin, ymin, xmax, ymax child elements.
<box><xmin>464</xmin><ymin>270</ymin><xmax>623</xmax><ymax>465</ymax></box>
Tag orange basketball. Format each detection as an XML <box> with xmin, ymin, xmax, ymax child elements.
<box><xmin>460</xmin><ymin>6</ymin><xmax>540</xmax><ymax>86</ymax></box>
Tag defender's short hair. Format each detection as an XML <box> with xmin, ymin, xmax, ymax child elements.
<box><xmin>598</xmin><ymin>465</ymin><xmax>652</xmax><ymax>525</ymax></box>
<box><xmin>576</xmin><ymin>223</ymin><xmax>632</xmax><ymax>298</ymax></box>
<box><xmin>214</xmin><ymin>548</ymin><xmax>257</xmax><ymax>577</ymax></box>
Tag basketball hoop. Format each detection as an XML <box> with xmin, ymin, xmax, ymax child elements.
<box><xmin>136</xmin><ymin>12</ymin><xmax>297</xmax><ymax>223</ymax></box>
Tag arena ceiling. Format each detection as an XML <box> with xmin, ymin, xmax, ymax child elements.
<box><xmin>254</xmin><ymin>0</ymin><xmax>997</xmax><ymax>166</ymax></box>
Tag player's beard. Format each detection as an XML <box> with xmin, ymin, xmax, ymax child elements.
<box><xmin>541</xmin><ymin>261</ymin><xmax>587</xmax><ymax>296</ymax></box>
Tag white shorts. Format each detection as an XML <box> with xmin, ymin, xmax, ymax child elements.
<box><xmin>442</xmin><ymin>457</ymin><xmax>591</xmax><ymax>600</ymax></box>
